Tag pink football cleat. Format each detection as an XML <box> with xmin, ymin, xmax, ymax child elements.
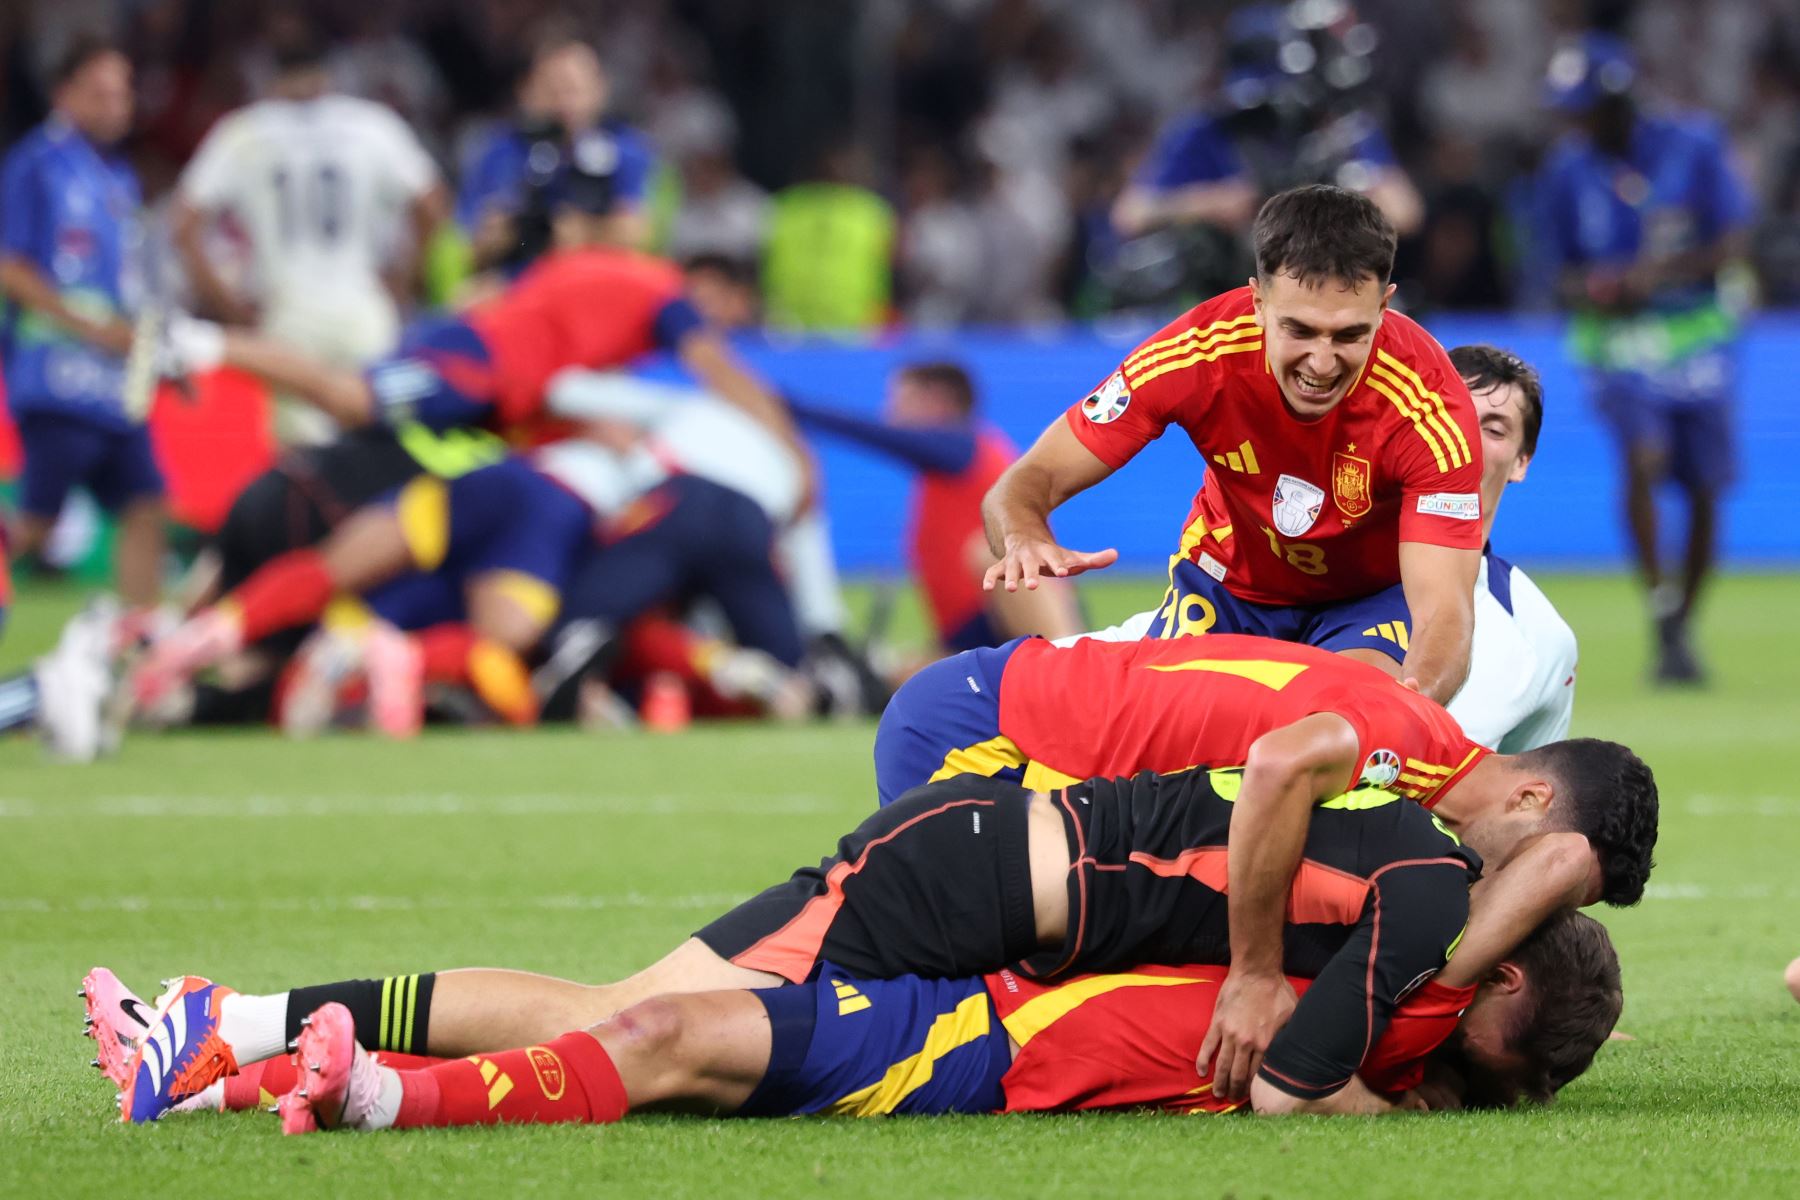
<box><xmin>131</xmin><ymin>610</ymin><xmax>244</xmax><ymax>711</ymax></box>
<box><xmin>362</xmin><ymin>622</ymin><xmax>424</xmax><ymax>739</ymax></box>
<box><xmin>81</xmin><ymin>967</ymin><xmax>154</xmax><ymax>1087</ymax></box>
<box><xmin>280</xmin><ymin>1002</ymin><xmax>382</xmax><ymax>1134</ymax></box>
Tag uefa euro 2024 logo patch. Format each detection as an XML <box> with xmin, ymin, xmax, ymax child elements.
<box><xmin>1359</xmin><ymin>748</ymin><xmax>1402</xmax><ymax>789</ymax></box>
<box><xmin>1081</xmin><ymin>371</ymin><xmax>1131</xmax><ymax>424</ymax></box>
<box><xmin>1271</xmin><ymin>473</ymin><xmax>1325</xmax><ymax>536</ymax></box>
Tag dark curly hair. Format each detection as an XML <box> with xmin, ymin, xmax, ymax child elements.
<box><xmin>1519</xmin><ymin>738</ymin><xmax>1659</xmax><ymax>906</ymax></box>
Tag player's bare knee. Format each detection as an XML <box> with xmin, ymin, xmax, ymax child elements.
<box><xmin>595</xmin><ymin>995</ymin><xmax>688</xmax><ymax>1061</ymax></box>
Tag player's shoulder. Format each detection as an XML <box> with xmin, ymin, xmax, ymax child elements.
<box><xmin>1492</xmin><ymin>553</ymin><xmax>1578</xmax><ymax>664</ymax></box>
<box><xmin>2</xmin><ymin>123</ymin><xmax>57</xmax><ymax>173</ymax></box>
<box><xmin>1372</xmin><ymin>309</ymin><xmax>1459</xmax><ymax>384</ymax></box>
<box><xmin>1120</xmin><ymin>288</ymin><xmax>1262</xmax><ymax>376</ymax></box>
<box><xmin>1644</xmin><ymin>107</ymin><xmax>1729</xmax><ymax>151</ymax></box>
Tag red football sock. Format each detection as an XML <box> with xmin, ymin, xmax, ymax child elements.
<box><xmin>220</xmin><ymin>1050</ymin><xmax>445</xmax><ymax>1111</ymax></box>
<box><xmin>414</xmin><ymin>623</ymin><xmax>537</xmax><ymax>725</ymax></box>
<box><xmin>416</xmin><ymin>623</ymin><xmax>478</xmax><ymax>685</ymax></box>
<box><xmin>392</xmin><ymin>1031</ymin><xmax>628</xmax><ymax>1128</ymax></box>
<box><xmin>225</xmin><ymin>549</ymin><xmax>336</xmax><ymax>643</ymax></box>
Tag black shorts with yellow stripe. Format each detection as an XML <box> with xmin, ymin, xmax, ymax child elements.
<box><xmin>739</xmin><ymin>968</ymin><xmax>1011</xmax><ymax>1118</ymax></box>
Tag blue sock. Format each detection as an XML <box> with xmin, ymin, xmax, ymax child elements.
<box><xmin>0</xmin><ymin>671</ymin><xmax>41</xmax><ymax>734</ymax></box>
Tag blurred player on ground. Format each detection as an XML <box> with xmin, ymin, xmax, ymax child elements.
<box><xmin>0</xmin><ymin>37</ymin><xmax>164</xmax><ymax>611</ymax></box>
<box><xmin>790</xmin><ymin>361</ymin><xmax>1084</xmax><ymax>654</ymax></box>
<box><xmin>171</xmin><ymin>12</ymin><xmax>447</xmax><ymax>445</ymax></box>
<box><xmin>984</xmin><ymin>185</ymin><xmax>1482</xmax><ymax>702</ymax></box>
<box><xmin>1534</xmin><ymin>33</ymin><xmax>1754</xmax><ymax>684</ymax></box>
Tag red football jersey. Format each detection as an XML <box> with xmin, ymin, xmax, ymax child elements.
<box><xmin>1066</xmin><ymin>287</ymin><xmax>1483</xmax><ymax>605</ymax></box>
<box><xmin>999</xmin><ymin>633</ymin><xmax>1489</xmax><ymax>805</ymax></box>
<box><xmin>467</xmin><ymin>248</ymin><xmax>688</xmax><ymax>430</ymax></box>
<box><xmin>909</xmin><ymin>426</ymin><xmax>1016</xmax><ymax>639</ymax></box>
<box><xmin>986</xmin><ymin>963</ymin><xmax>1474</xmax><ymax>1113</ymax></box>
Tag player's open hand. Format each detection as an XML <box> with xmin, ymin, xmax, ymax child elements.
<box><xmin>1198</xmin><ymin>970</ymin><xmax>1297</xmax><ymax>1102</ymax></box>
<box><xmin>982</xmin><ymin>537</ymin><xmax>1118</xmax><ymax>593</ymax></box>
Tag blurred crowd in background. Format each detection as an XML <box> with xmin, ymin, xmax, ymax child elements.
<box><xmin>4</xmin><ymin>0</ymin><xmax>1800</xmax><ymax>331</ymax></box>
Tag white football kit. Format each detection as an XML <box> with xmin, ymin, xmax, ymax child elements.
<box><xmin>1062</xmin><ymin>550</ymin><xmax>1577</xmax><ymax>752</ymax></box>
<box><xmin>179</xmin><ymin>95</ymin><xmax>439</xmax><ymax>442</ymax></box>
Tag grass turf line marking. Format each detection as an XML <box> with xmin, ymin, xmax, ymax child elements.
<box><xmin>0</xmin><ymin>891</ymin><xmax>746</xmax><ymax>914</ymax></box>
<box><xmin>0</xmin><ymin>793</ymin><xmax>842</xmax><ymax>819</ymax></box>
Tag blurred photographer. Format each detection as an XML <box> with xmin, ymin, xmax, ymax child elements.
<box><xmin>458</xmin><ymin>29</ymin><xmax>655</xmax><ymax>269</ymax></box>
<box><xmin>1104</xmin><ymin>2</ymin><xmax>1419</xmax><ymax>309</ymax></box>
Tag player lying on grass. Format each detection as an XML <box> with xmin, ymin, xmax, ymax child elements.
<box><xmin>93</xmin><ymin>910</ymin><xmax>1618</xmax><ymax>1131</ymax></box>
<box><xmin>130</xmin><ymin>438</ymin><xmax>815</xmax><ymax>735</ymax></box>
<box><xmin>873</xmin><ymin>628</ymin><xmax>1651</xmax><ymax>1091</ymax></box>
<box><xmin>100</xmin><ymin>754</ymin><xmax>1654</xmax><ymax>1121</ymax></box>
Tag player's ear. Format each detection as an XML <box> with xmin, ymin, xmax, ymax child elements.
<box><xmin>1379</xmin><ymin>282</ymin><xmax>1397</xmax><ymax>312</ymax></box>
<box><xmin>1507</xmin><ymin>777</ymin><xmax>1555</xmax><ymax>815</ymax></box>
<box><xmin>1509</xmin><ymin>453</ymin><xmax>1532</xmax><ymax>485</ymax></box>
<box><xmin>1487</xmin><ymin>960</ymin><xmax>1527</xmax><ymax>994</ymax></box>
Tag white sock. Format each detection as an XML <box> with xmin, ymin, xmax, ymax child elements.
<box><xmin>216</xmin><ymin>993</ymin><xmax>291</xmax><ymax>1064</ymax></box>
<box><xmin>356</xmin><ymin>1065</ymin><xmax>404</xmax><ymax>1131</ymax></box>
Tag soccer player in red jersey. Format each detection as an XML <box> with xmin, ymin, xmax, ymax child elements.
<box><xmin>790</xmin><ymin>361</ymin><xmax>1083</xmax><ymax>652</ymax></box>
<box><xmin>874</xmin><ymin>630</ymin><xmax>1653</xmax><ymax>1100</ymax></box>
<box><xmin>159</xmin><ymin>241</ymin><xmax>802</xmax><ymax>460</ymax></box>
<box><xmin>983</xmin><ymin>185</ymin><xmax>1483</xmax><ymax>704</ymax></box>
<box><xmin>108</xmin><ymin>898</ymin><xmax>1618</xmax><ymax>1128</ymax></box>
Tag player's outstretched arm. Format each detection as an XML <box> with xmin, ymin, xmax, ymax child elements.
<box><xmin>676</xmin><ymin>329</ymin><xmax>817</xmax><ymax>506</ymax></box>
<box><xmin>1249</xmin><ymin>1072</ymin><xmax>1400</xmax><ymax>1117</ymax></box>
<box><xmin>980</xmin><ymin>419</ymin><xmax>1118</xmax><ymax>593</ymax></box>
<box><xmin>1397</xmin><ymin>540</ymin><xmax>1479</xmax><ymax>705</ymax></box>
<box><xmin>1201</xmin><ymin>713</ymin><xmax>1362</xmax><ymax>1099</ymax></box>
<box><xmin>1436</xmin><ymin>831</ymin><xmax>1598</xmax><ymax>989</ymax></box>
<box><xmin>215</xmin><ymin>328</ymin><xmax>377</xmax><ymax>427</ymax></box>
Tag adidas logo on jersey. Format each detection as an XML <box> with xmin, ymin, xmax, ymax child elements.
<box><xmin>1209</xmin><ymin>440</ymin><xmax>1261</xmax><ymax>474</ymax></box>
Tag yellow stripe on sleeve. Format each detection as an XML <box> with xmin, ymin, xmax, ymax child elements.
<box><xmin>1376</xmin><ymin>350</ymin><xmax>1472</xmax><ymax>466</ymax></box>
<box><xmin>1128</xmin><ymin>337</ymin><xmax>1263</xmax><ymax>391</ymax></box>
<box><xmin>1122</xmin><ymin>315</ymin><xmax>1260</xmax><ymax>375</ymax></box>
<box><xmin>1124</xmin><ymin>320</ymin><xmax>1262</xmax><ymax>380</ymax></box>
<box><xmin>1367</xmin><ymin>374</ymin><xmax>1449</xmax><ymax>472</ymax></box>
<box><xmin>1371</xmin><ymin>361</ymin><xmax>1466</xmax><ymax>470</ymax></box>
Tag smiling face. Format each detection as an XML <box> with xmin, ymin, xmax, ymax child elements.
<box><xmin>1249</xmin><ymin>270</ymin><xmax>1395</xmax><ymax>421</ymax></box>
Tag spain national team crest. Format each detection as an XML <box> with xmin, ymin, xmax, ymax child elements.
<box><xmin>1271</xmin><ymin>474</ymin><xmax>1325</xmax><ymax>537</ymax></box>
<box><xmin>1332</xmin><ymin>450</ymin><xmax>1373</xmax><ymax>520</ymax></box>
<box><xmin>526</xmin><ymin>1046</ymin><xmax>566</xmax><ymax>1100</ymax></box>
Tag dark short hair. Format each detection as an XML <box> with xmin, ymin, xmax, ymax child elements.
<box><xmin>1522</xmin><ymin>738</ymin><xmax>1659</xmax><ymax>906</ymax></box>
<box><xmin>1450</xmin><ymin>344</ymin><xmax>1544</xmax><ymax>459</ymax></box>
<box><xmin>682</xmin><ymin>253</ymin><xmax>757</xmax><ymax>288</ymax></box>
<box><xmin>1500</xmin><ymin>910</ymin><xmax>1623</xmax><ymax>1105</ymax></box>
<box><xmin>897</xmin><ymin>361</ymin><xmax>977</xmax><ymax>415</ymax></box>
<box><xmin>1252</xmin><ymin>185</ymin><xmax>1397</xmax><ymax>288</ymax></box>
<box><xmin>54</xmin><ymin>34</ymin><xmax>125</xmax><ymax>87</ymax></box>
<box><xmin>268</xmin><ymin>13</ymin><xmax>330</xmax><ymax>72</ymax></box>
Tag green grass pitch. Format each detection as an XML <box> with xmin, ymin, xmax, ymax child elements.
<box><xmin>2</xmin><ymin>573</ymin><xmax>1798</xmax><ymax>1198</ymax></box>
